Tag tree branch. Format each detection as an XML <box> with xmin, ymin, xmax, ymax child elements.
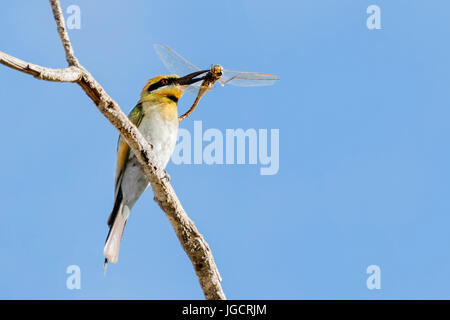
<box><xmin>0</xmin><ymin>51</ymin><xmax>81</xmax><ymax>82</ymax></box>
<box><xmin>0</xmin><ymin>0</ymin><xmax>225</xmax><ymax>300</ymax></box>
<box><xmin>49</xmin><ymin>0</ymin><xmax>80</xmax><ymax>67</ymax></box>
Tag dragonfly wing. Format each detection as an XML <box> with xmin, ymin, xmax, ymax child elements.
<box><xmin>220</xmin><ymin>69</ymin><xmax>280</xmax><ymax>87</ymax></box>
<box><xmin>154</xmin><ymin>43</ymin><xmax>201</xmax><ymax>76</ymax></box>
<box><xmin>154</xmin><ymin>43</ymin><xmax>209</xmax><ymax>95</ymax></box>
<box><xmin>184</xmin><ymin>83</ymin><xmax>216</xmax><ymax>95</ymax></box>
<box><xmin>184</xmin><ymin>84</ymin><xmax>201</xmax><ymax>95</ymax></box>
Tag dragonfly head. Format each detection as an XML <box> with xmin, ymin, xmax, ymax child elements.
<box><xmin>210</xmin><ymin>64</ymin><xmax>223</xmax><ymax>81</ymax></box>
<box><xmin>211</xmin><ymin>64</ymin><xmax>223</xmax><ymax>76</ymax></box>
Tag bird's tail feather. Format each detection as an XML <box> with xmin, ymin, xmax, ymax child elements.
<box><xmin>104</xmin><ymin>189</ymin><xmax>128</xmax><ymax>265</ymax></box>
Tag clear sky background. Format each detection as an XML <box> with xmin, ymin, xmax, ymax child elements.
<box><xmin>1</xmin><ymin>0</ymin><xmax>450</xmax><ymax>299</ymax></box>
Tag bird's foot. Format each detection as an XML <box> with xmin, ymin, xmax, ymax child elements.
<box><xmin>162</xmin><ymin>170</ymin><xmax>171</xmax><ymax>181</ymax></box>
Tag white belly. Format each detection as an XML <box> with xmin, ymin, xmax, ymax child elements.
<box><xmin>119</xmin><ymin>103</ymin><xmax>178</xmax><ymax>207</ymax></box>
<box><xmin>138</xmin><ymin>105</ymin><xmax>178</xmax><ymax>168</ymax></box>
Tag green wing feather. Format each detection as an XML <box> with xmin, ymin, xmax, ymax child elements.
<box><xmin>115</xmin><ymin>102</ymin><xmax>144</xmax><ymax>189</ymax></box>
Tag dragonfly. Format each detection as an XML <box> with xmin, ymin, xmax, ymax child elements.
<box><xmin>153</xmin><ymin>43</ymin><xmax>279</xmax><ymax>121</ymax></box>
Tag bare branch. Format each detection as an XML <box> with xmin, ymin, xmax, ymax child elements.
<box><xmin>49</xmin><ymin>0</ymin><xmax>80</xmax><ymax>67</ymax></box>
<box><xmin>0</xmin><ymin>51</ymin><xmax>82</xmax><ymax>82</ymax></box>
<box><xmin>0</xmin><ymin>0</ymin><xmax>226</xmax><ymax>300</ymax></box>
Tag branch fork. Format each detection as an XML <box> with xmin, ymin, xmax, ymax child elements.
<box><xmin>0</xmin><ymin>0</ymin><xmax>225</xmax><ymax>300</ymax></box>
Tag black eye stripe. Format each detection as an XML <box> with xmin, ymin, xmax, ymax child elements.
<box><xmin>147</xmin><ymin>80</ymin><xmax>164</xmax><ymax>92</ymax></box>
<box><xmin>147</xmin><ymin>78</ymin><xmax>175</xmax><ymax>92</ymax></box>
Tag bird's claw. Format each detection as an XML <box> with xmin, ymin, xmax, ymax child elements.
<box><xmin>162</xmin><ymin>170</ymin><xmax>171</xmax><ymax>181</ymax></box>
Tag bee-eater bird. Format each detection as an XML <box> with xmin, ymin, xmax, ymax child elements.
<box><xmin>103</xmin><ymin>70</ymin><xmax>209</xmax><ymax>266</ymax></box>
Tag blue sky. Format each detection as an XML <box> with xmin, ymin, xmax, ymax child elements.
<box><xmin>1</xmin><ymin>0</ymin><xmax>450</xmax><ymax>299</ymax></box>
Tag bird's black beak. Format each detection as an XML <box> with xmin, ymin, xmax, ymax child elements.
<box><xmin>175</xmin><ymin>70</ymin><xmax>210</xmax><ymax>86</ymax></box>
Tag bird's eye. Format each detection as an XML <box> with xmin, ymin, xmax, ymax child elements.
<box><xmin>161</xmin><ymin>79</ymin><xmax>168</xmax><ymax>85</ymax></box>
